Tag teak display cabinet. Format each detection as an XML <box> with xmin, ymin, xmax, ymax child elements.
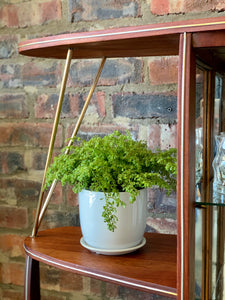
<box><xmin>19</xmin><ymin>17</ymin><xmax>225</xmax><ymax>300</ymax></box>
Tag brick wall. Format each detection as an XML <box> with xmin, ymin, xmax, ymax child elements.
<box><xmin>0</xmin><ymin>1</ymin><xmax>225</xmax><ymax>299</ymax></box>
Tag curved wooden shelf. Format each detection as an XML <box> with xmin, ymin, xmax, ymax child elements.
<box><xmin>18</xmin><ymin>16</ymin><xmax>225</xmax><ymax>59</ymax></box>
<box><xmin>24</xmin><ymin>226</ymin><xmax>177</xmax><ymax>298</ymax></box>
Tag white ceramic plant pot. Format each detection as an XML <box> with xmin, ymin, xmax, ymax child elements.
<box><xmin>79</xmin><ymin>189</ymin><xmax>147</xmax><ymax>252</ymax></box>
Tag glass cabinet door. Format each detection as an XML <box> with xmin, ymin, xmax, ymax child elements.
<box><xmin>195</xmin><ymin>66</ymin><xmax>225</xmax><ymax>300</ymax></box>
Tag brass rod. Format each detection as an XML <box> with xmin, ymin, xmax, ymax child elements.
<box><xmin>66</xmin><ymin>56</ymin><xmax>106</xmax><ymax>150</ymax></box>
<box><xmin>32</xmin><ymin>48</ymin><xmax>73</xmax><ymax>237</ymax></box>
<box><xmin>37</xmin><ymin>56</ymin><xmax>106</xmax><ymax>226</ymax></box>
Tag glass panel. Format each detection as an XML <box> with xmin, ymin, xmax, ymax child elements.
<box><xmin>211</xmin><ymin>206</ymin><xmax>225</xmax><ymax>300</ymax></box>
<box><xmin>195</xmin><ymin>68</ymin><xmax>205</xmax><ymax>299</ymax></box>
<box><xmin>211</xmin><ymin>75</ymin><xmax>225</xmax><ymax>300</ymax></box>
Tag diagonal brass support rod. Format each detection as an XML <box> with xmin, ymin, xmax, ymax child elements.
<box><xmin>37</xmin><ymin>56</ymin><xmax>107</xmax><ymax>231</ymax></box>
<box><xmin>32</xmin><ymin>48</ymin><xmax>73</xmax><ymax>237</ymax></box>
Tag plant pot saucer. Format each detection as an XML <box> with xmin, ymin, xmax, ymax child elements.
<box><xmin>80</xmin><ymin>237</ymin><xmax>146</xmax><ymax>255</ymax></box>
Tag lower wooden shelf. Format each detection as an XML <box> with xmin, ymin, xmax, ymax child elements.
<box><xmin>24</xmin><ymin>226</ymin><xmax>177</xmax><ymax>298</ymax></box>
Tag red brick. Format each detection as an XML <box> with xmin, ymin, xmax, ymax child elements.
<box><xmin>105</xmin><ymin>282</ymin><xmax>119</xmax><ymax>298</ymax></box>
<box><xmin>0</xmin><ymin>289</ymin><xmax>24</xmax><ymax>300</ymax></box>
<box><xmin>22</xmin><ymin>62</ymin><xmax>61</xmax><ymax>88</ymax></box>
<box><xmin>0</xmin><ymin>1</ymin><xmax>61</xmax><ymax>28</ymax></box>
<box><xmin>79</xmin><ymin>91</ymin><xmax>106</xmax><ymax>119</ymax></box>
<box><xmin>0</xmin><ymin>234</ymin><xmax>25</xmax><ymax>258</ymax></box>
<box><xmin>181</xmin><ymin>0</ymin><xmax>225</xmax><ymax>13</ymax></box>
<box><xmin>59</xmin><ymin>271</ymin><xmax>83</xmax><ymax>292</ymax></box>
<box><xmin>44</xmin><ymin>182</ymin><xmax>63</xmax><ymax>205</ymax></box>
<box><xmin>66</xmin><ymin>186</ymin><xmax>79</xmax><ymax>207</ymax></box>
<box><xmin>150</xmin><ymin>0</ymin><xmax>169</xmax><ymax>15</ymax></box>
<box><xmin>66</xmin><ymin>124</ymin><xmax>128</xmax><ymax>141</ymax></box>
<box><xmin>0</xmin><ymin>5</ymin><xmax>18</xmax><ymax>27</ymax></box>
<box><xmin>153</xmin><ymin>0</ymin><xmax>225</xmax><ymax>14</ymax></box>
<box><xmin>0</xmin><ymin>94</ymin><xmax>28</xmax><ymax>119</ymax></box>
<box><xmin>0</xmin><ymin>179</ymin><xmax>40</xmax><ymax>204</ymax></box>
<box><xmin>90</xmin><ymin>278</ymin><xmax>102</xmax><ymax>295</ymax></box>
<box><xmin>35</xmin><ymin>93</ymin><xmax>79</xmax><ymax>119</ymax></box>
<box><xmin>38</xmin><ymin>209</ymin><xmax>79</xmax><ymax>231</ymax></box>
<box><xmin>68</xmin><ymin>58</ymin><xmax>143</xmax><ymax>87</ymax></box>
<box><xmin>149</xmin><ymin>57</ymin><xmax>178</xmax><ymax>85</ymax></box>
<box><xmin>0</xmin><ymin>206</ymin><xmax>28</xmax><ymax>229</ymax></box>
<box><xmin>0</xmin><ymin>262</ymin><xmax>24</xmax><ymax>286</ymax></box>
<box><xmin>0</xmin><ymin>152</ymin><xmax>26</xmax><ymax>175</ymax></box>
<box><xmin>40</xmin><ymin>0</ymin><xmax>62</xmax><ymax>24</ymax></box>
<box><xmin>0</xmin><ymin>123</ymin><xmax>63</xmax><ymax>148</ymax></box>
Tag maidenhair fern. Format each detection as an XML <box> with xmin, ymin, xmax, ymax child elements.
<box><xmin>45</xmin><ymin>131</ymin><xmax>177</xmax><ymax>231</ymax></box>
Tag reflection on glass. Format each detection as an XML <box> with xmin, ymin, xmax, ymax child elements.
<box><xmin>195</xmin><ymin>69</ymin><xmax>204</xmax><ymax>201</ymax></box>
<box><xmin>213</xmin><ymin>134</ymin><xmax>225</xmax><ymax>203</ymax></box>
<box><xmin>195</xmin><ymin>68</ymin><xmax>204</xmax><ymax>299</ymax></box>
<box><xmin>214</xmin><ymin>76</ymin><xmax>222</xmax><ymax>136</ymax></box>
<box><xmin>211</xmin><ymin>75</ymin><xmax>224</xmax><ymax>300</ymax></box>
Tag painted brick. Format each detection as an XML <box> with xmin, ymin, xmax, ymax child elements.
<box><xmin>146</xmin><ymin>217</ymin><xmax>177</xmax><ymax>234</ymax></box>
<box><xmin>0</xmin><ymin>152</ymin><xmax>26</xmax><ymax>175</ymax></box>
<box><xmin>68</xmin><ymin>58</ymin><xmax>143</xmax><ymax>87</ymax></box>
<box><xmin>147</xmin><ymin>188</ymin><xmax>177</xmax><ymax>214</ymax></box>
<box><xmin>0</xmin><ymin>206</ymin><xmax>28</xmax><ymax>229</ymax></box>
<box><xmin>0</xmin><ymin>35</ymin><xmax>18</xmax><ymax>59</ymax></box>
<box><xmin>147</xmin><ymin>124</ymin><xmax>177</xmax><ymax>150</ymax></box>
<box><xmin>0</xmin><ymin>234</ymin><xmax>25</xmax><ymax>258</ymax></box>
<box><xmin>160</xmin><ymin>124</ymin><xmax>177</xmax><ymax>149</ymax></box>
<box><xmin>112</xmin><ymin>93</ymin><xmax>177</xmax><ymax>120</ymax></box>
<box><xmin>0</xmin><ymin>94</ymin><xmax>28</xmax><ymax>119</ymax></box>
<box><xmin>69</xmin><ymin>0</ymin><xmax>140</xmax><ymax>22</ymax></box>
<box><xmin>0</xmin><ymin>179</ymin><xmax>40</xmax><ymax>204</ymax></box>
<box><xmin>0</xmin><ymin>64</ymin><xmax>23</xmax><ymax>88</ymax></box>
<box><xmin>0</xmin><ymin>262</ymin><xmax>24</xmax><ymax>286</ymax></box>
<box><xmin>147</xmin><ymin>124</ymin><xmax>161</xmax><ymax>149</ymax></box>
<box><xmin>0</xmin><ymin>123</ymin><xmax>63</xmax><ymax>148</ymax></box>
<box><xmin>149</xmin><ymin>57</ymin><xmax>178</xmax><ymax>85</ymax></box>
<box><xmin>0</xmin><ymin>0</ymin><xmax>61</xmax><ymax>28</ymax></box>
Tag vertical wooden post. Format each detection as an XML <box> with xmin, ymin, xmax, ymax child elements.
<box><xmin>177</xmin><ymin>32</ymin><xmax>196</xmax><ymax>300</ymax></box>
<box><xmin>24</xmin><ymin>256</ymin><xmax>40</xmax><ymax>300</ymax></box>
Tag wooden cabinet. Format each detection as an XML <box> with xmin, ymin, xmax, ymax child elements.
<box><xmin>19</xmin><ymin>16</ymin><xmax>225</xmax><ymax>300</ymax></box>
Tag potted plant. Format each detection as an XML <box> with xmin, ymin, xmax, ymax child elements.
<box><xmin>45</xmin><ymin>131</ymin><xmax>177</xmax><ymax>254</ymax></box>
